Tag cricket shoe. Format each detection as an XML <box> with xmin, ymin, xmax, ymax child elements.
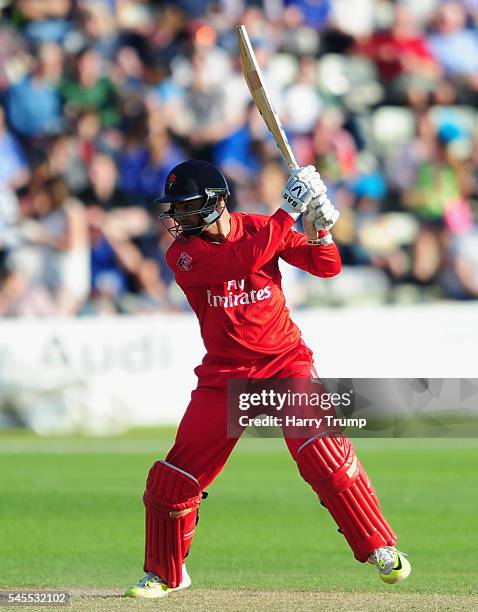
<box><xmin>368</xmin><ymin>546</ymin><xmax>411</xmax><ymax>584</ymax></box>
<box><xmin>124</xmin><ymin>565</ymin><xmax>191</xmax><ymax>599</ymax></box>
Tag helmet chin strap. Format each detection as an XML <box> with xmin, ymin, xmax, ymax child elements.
<box><xmin>202</xmin><ymin>209</ymin><xmax>220</xmax><ymax>224</ymax></box>
<box><xmin>201</xmin><ymin>196</ymin><xmax>226</xmax><ymax>227</ymax></box>
<box><xmin>200</xmin><ymin>193</ymin><xmax>225</xmax><ymax>224</ymax></box>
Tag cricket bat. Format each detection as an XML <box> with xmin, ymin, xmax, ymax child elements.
<box><xmin>236</xmin><ymin>25</ymin><xmax>299</xmax><ymax>171</ymax></box>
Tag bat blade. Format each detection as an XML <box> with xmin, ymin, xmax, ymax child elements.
<box><xmin>236</xmin><ymin>25</ymin><xmax>298</xmax><ymax>171</ymax></box>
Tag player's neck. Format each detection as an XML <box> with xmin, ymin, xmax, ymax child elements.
<box><xmin>201</xmin><ymin>208</ymin><xmax>231</xmax><ymax>243</ymax></box>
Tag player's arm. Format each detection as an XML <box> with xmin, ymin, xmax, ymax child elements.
<box><xmin>278</xmin><ymin>228</ymin><xmax>341</xmax><ymax>277</ymax></box>
<box><xmin>169</xmin><ymin>166</ymin><xmax>324</xmax><ymax>287</ymax></box>
<box><xmin>278</xmin><ymin>179</ymin><xmax>342</xmax><ymax>278</ymax></box>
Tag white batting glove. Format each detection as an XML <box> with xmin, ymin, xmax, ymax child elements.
<box><xmin>309</xmin><ymin>193</ymin><xmax>340</xmax><ymax>231</ymax></box>
<box><xmin>303</xmin><ymin>207</ymin><xmax>321</xmax><ymax>241</ymax></box>
<box><xmin>281</xmin><ymin>165</ymin><xmax>327</xmax><ymax>217</ymax></box>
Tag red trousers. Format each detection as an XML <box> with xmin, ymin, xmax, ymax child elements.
<box><xmin>146</xmin><ymin>339</ymin><xmax>397</xmax><ymax>585</ymax></box>
<box><xmin>166</xmin><ymin>340</ymin><xmax>322</xmax><ymax>489</ymax></box>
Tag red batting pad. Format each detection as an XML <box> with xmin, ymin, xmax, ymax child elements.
<box><xmin>296</xmin><ymin>435</ymin><xmax>396</xmax><ymax>561</ymax></box>
<box><xmin>143</xmin><ymin>461</ymin><xmax>203</xmax><ymax>587</ymax></box>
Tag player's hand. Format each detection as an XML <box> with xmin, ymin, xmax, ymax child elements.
<box><xmin>308</xmin><ymin>192</ymin><xmax>340</xmax><ymax>231</ymax></box>
<box><xmin>281</xmin><ymin>166</ymin><xmax>326</xmax><ymax>216</ymax></box>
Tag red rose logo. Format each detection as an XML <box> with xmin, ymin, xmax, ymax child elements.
<box><xmin>177</xmin><ymin>252</ymin><xmax>192</xmax><ymax>271</ymax></box>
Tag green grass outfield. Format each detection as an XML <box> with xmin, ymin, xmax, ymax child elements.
<box><xmin>0</xmin><ymin>429</ymin><xmax>477</xmax><ymax>601</ymax></box>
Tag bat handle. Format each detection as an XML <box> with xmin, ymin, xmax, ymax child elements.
<box><xmin>288</xmin><ymin>160</ymin><xmax>322</xmax><ymax>180</ymax></box>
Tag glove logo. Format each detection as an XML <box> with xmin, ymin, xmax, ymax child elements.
<box><xmin>290</xmin><ymin>184</ymin><xmax>303</xmax><ymax>196</ymax></box>
<box><xmin>177</xmin><ymin>252</ymin><xmax>192</xmax><ymax>271</ymax></box>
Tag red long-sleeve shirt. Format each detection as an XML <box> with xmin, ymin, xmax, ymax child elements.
<box><xmin>166</xmin><ymin>208</ymin><xmax>341</xmax><ymax>360</ymax></box>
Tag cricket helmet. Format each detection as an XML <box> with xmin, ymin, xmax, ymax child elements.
<box><xmin>156</xmin><ymin>160</ymin><xmax>230</xmax><ymax>240</ymax></box>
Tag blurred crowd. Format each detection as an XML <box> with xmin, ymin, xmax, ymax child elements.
<box><xmin>1</xmin><ymin>0</ymin><xmax>478</xmax><ymax>316</ymax></box>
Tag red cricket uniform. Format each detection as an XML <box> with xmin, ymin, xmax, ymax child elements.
<box><xmin>164</xmin><ymin>207</ymin><xmax>341</xmax><ymax>486</ymax></box>
<box><xmin>166</xmin><ymin>208</ymin><xmax>341</xmax><ymax>361</ymax></box>
<box><xmin>143</xmin><ymin>208</ymin><xmax>396</xmax><ymax>587</ymax></box>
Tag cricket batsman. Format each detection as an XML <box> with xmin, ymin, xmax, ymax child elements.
<box><xmin>125</xmin><ymin>160</ymin><xmax>411</xmax><ymax>598</ymax></box>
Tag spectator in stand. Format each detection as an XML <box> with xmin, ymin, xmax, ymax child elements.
<box><xmin>118</xmin><ymin>113</ymin><xmax>185</xmax><ymax>207</ymax></box>
<box><xmin>404</xmin><ymin>122</ymin><xmax>471</xmax><ymax>225</ymax></box>
<box><xmin>397</xmin><ymin>0</ymin><xmax>438</xmax><ymax>28</ymax></box>
<box><xmin>80</xmin><ymin>152</ymin><xmax>129</xmax><ymax>210</ymax></box>
<box><xmin>279</xmin><ymin>4</ymin><xmax>320</xmax><ymax>56</ymax></box>
<box><xmin>147</xmin><ymin>3</ymin><xmax>188</xmax><ymax>67</ymax></box>
<box><xmin>0</xmin><ymin>186</ymin><xmax>21</xmax><ymax>317</ymax></box>
<box><xmin>0</xmin><ymin>12</ymin><xmax>29</xmax><ymax>93</ymax></box>
<box><xmin>427</xmin><ymin>2</ymin><xmax>478</xmax><ymax>101</ymax></box>
<box><xmin>330</xmin><ymin>0</ymin><xmax>376</xmax><ymax>38</ymax></box>
<box><xmin>283</xmin><ymin>56</ymin><xmax>323</xmax><ymax>135</ymax></box>
<box><xmin>45</xmin><ymin>111</ymin><xmax>105</xmax><ymax>196</ymax></box>
<box><xmin>74</xmin><ymin>110</ymin><xmax>103</xmax><ymax>163</ymax></box>
<box><xmin>0</xmin><ymin>186</ymin><xmax>19</xmax><ymax>251</ymax></box>
<box><xmin>246</xmin><ymin>160</ymin><xmax>288</xmax><ymax>216</ymax></box>
<box><xmin>17</xmin><ymin>0</ymin><xmax>73</xmax><ymax>44</ymax></box>
<box><xmin>78</xmin><ymin>153</ymin><xmax>155</xmax><ymax>290</ymax></box>
<box><xmin>6</xmin><ymin>173</ymin><xmax>90</xmax><ymax>315</ymax></box>
<box><xmin>212</xmin><ymin>102</ymin><xmax>261</xmax><ymax>187</ymax></box>
<box><xmin>441</xmin><ymin>224</ymin><xmax>478</xmax><ymax>298</ymax></box>
<box><xmin>112</xmin><ymin>45</ymin><xmax>148</xmax><ymax>96</ymax></box>
<box><xmin>357</xmin><ymin>4</ymin><xmax>441</xmax><ymax>106</ymax></box>
<box><xmin>0</xmin><ymin>106</ymin><xmax>30</xmax><ymax>190</ymax></box>
<box><xmin>60</xmin><ymin>48</ymin><xmax>120</xmax><ymax>129</ymax></box>
<box><xmin>87</xmin><ymin>206</ymin><xmax>130</xmax><ymax>314</ymax></box>
<box><xmin>0</xmin><ymin>183</ymin><xmax>21</xmax><ymax>304</ymax></box>
<box><xmin>172</xmin><ymin>45</ymin><xmax>239</xmax><ymax>159</ymax></box>
<box><xmin>351</xmin><ymin>153</ymin><xmax>412</xmax><ymax>284</ymax></box>
<box><xmin>5</xmin><ymin>42</ymin><xmax>64</xmax><ymax>137</ymax></box>
<box><xmin>127</xmin><ymin>224</ymin><xmax>178</xmax><ymax>312</ymax></box>
<box><xmin>460</xmin><ymin>0</ymin><xmax>478</xmax><ymax>25</ymax></box>
<box><xmin>386</xmin><ymin>111</ymin><xmax>437</xmax><ymax>194</ymax></box>
<box><xmin>288</xmin><ymin>0</ymin><xmax>332</xmax><ymax>30</ymax></box>
<box><xmin>311</xmin><ymin>108</ymin><xmax>358</xmax><ymax>187</ymax></box>
<box><xmin>47</xmin><ymin>133</ymin><xmax>89</xmax><ymax>195</ymax></box>
<box><xmin>404</xmin><ymin>121</ymin><xmax>473</xmax><ymax>285</ymax></box>
<box><xmin>86</xmin><ymin>205</ymin><xmax>170</xmax><ymax>314</ymax></box>
<box><xmin>79</xmin><ymin>1</ymin><xmax>118</xmax><ymax>60</ymax></box>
